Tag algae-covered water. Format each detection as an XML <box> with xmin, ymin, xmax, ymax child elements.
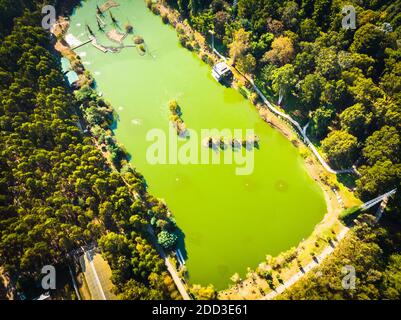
<box><xmin>68</xmin><ymin>0</ymin><xmax>326</xmax><ymax>289</ymax></box>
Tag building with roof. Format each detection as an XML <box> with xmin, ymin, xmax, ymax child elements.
<box><xmin>212</xmin><ymin>62</ymin><xmax>232</xmax><ymax>82</ymax></box>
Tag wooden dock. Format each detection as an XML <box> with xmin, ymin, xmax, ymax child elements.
<box><xmin>100</xmin><ymin>0</ymin><xmax>119</xmax><ymax>13</ymax></box>
<box><xmin>71</xmin><ymin>35</ymin><xmax>109</xmax><ymax>53</ymax></box>
<box><xmin>71</xmin><ymin>39</ymin><xmax>92</xmax><ymax>50</ymax></box>
<box><xmin>96</xmin><ymin>14</ymin><xmax>106</xmax><ymax>28</ymax></box>
<box><xmin>91</xmin><ymin>38</ymin><xmax>108</xmax><ymax>53</ymax></box>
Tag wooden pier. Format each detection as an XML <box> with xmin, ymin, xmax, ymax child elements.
<box><xmin>71</xmin><ymin>35</ymin><xmax>109</xmax><ymax>53</ymax></box>
<box><xmin>99</xmin><ymin>0</ymin><xmax>119</xmax><ymax>13</ymax></box>
<box><xmin>90</xmin><ymin>36</ymin><xmax>109</xmax><ymax>53</ymax></box>
<box><xmin>71</xmin><ymin>39</ymin><xmax>92</xmax><ymax>50</ymax></box>
<box><xmin>96</xmin><ymin>14</ymin><xmax>106</xmax><ymax>28</ymax></box>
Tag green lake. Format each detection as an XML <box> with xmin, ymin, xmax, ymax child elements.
<box><xmin>68</xmin><ymin>0</ymin><xmax>327</xmax><ymax>290</ymax></box>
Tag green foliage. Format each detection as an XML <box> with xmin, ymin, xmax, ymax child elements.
<box><xmin>310</xmin><ymin>106</ymin><xmax>334</xmax><ymax>139</ymax></box>
<box><xmin>0</xmin><ymin>9</ymin><xmax>178</xmax><ymax>300</ymax></box>
<box><xmin>350</xmin><ymin>23</ymin><xmax>395</xmax><ymax>60</ymax></box>
<box><xmin>168</xmin><ymin>99</ymin><xmax>180</xmax><ymax>115</ymax></box>
<box><xmin>281</xmin><ymin>215</ymin><xmax>401</xmax><ymax>300</ymax></box>
<box><xmin>213</xmin><ymin>10</ymin><xmax>230</xmax><ymax>39</ymax></box>
<box><xmin>3</xmin><ymin>0</ymin><xmax>401</xmax><ymax>300</ymax></box>
<box><xmin>293</xmin><ymin>46</ymin><xmax>316</xmax><ymax>78</ymax></box>
<box><xmin>362</xmin><ymin>126</ymin><xmax>400</xmax><ymax>166</ymax></box>
<box><xmin>322</xmin><ymin>130</ymin><xmax>359</xmax><ymax>169</ymax></box>
<box><xmin>190</xmin><ymin>284</ymin><xmax>217</xmax><ymax>300</ymax></box>
<box><xmin>191</xmin><ymin>10</ymin><xmax>214</xmax><ymax>35</ymax></box>
<box><xmin>177</xmin><ymin>0</ymin><xmax>190</xmax><ymax>17</ymax></box>
<box><xmin>382</xmin><ymin>254</ymin><xmax>401</xmax><ymax>299</ymax></box>
<box><xmin>356</xmin><ymin>161</ymin><xmax>401</xmax><ymax>200</ymax></box>
<box><xmin>157</xmin><ymin>231</ymin><xmax>178</xmax><ymax>251</ymax></box>
<box><xmin>279</xmin><ymin>1</ymin><xmax>299</xmax><ymax>29</ymax></box>
<box><xmin>270</xmin><ymin>64</ymin><xmax>297</xmax><ymax>100</ymax></box>
<box><xmin>263</xmin><ymin>36</ymin><xmax>294</xmax><ymax>67</ymax></box>
<box><xmin>166</xmin><ymin>0</ymin><xmax>401</xmax><ymax>215</ymax></box>
<box><xmin>339</xmin><ymin>206</ymin><xmax>361</xmax><ymax>223</ymax></box>
<box><xmin>315</xmin><ymin>47</ymin><xmax>340</xmax><ymax>80</ymax></box>
<box><xmin>236</xmin><ymin>53</ymin><xmax>256</xmax><ymax>74</ymax></box>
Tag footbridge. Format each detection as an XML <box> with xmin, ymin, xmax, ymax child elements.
<box><xmin>360</xmin><ymin>188</ymin><xmax>397</xmax><ymax>212</ymax></box>
<box><xmin>259</xmin><ymin>188</ymin><xmax>397</xmax><ymax>300</ymax></box>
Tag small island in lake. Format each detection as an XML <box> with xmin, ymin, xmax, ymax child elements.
<box><xmin>203</xmin><ymin>135</ymin><xmax>260</xmax><ymax>151</ymax></box>
<box><xmin>168</xmin><ymin>100</ymin><xmax>188</xmax><ymax>138</ymax></box>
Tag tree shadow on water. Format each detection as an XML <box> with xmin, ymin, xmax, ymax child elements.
<box><xmin>175</xmin><ymin>228</ymin><xmax>188</xmax><ymax>262</ymax></box>
<box><xmin>110</xmin><ymin>118</ymin><xmax>118</xmax><ymax>131</ymax></box>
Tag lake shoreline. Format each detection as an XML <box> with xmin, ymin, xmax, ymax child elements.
<box><xmin>146</xmin><ymin>1</ymin><xmax>360</xmax><ymax>299</ymax></box>
<box><xmin>54</xmin><ymin>0</ymin><xmax>358</xmax><ymax>297</ymax></box>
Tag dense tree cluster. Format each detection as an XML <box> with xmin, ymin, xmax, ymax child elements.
<box><xmin>280</xmin><ymin>214</ymin><xmax>401</xmax><ymax>300</ymax></box>
<box><xmin>160</xmin><ymin>0</ymin><xmax>401</xmax><ymax>299</ymax></box>
<box><xmin>2</xmin><ymin>0</ymin><xmax>401</xmax><ymax>300</ymax></box>
<box><xmin>0</xmin><ymin>4</ymin><xmax>178</xmax><ymax>299</ymax></box>
<box><xmin>165</xmin><ymin>0</ymin><xmax>401</xmax><ymax>212</ymax></box>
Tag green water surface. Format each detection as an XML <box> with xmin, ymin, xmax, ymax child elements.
<box><xmin>68</xmin><ymin>0</ymin><xmax>326</xmax><ymax>290</ymax></box>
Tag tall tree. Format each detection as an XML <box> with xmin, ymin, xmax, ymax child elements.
<box><xmin>339</xmin><ymin>103</ymin><xmax>372</xmax><ymax>138</ymax></box>
<box><xmin>322</xmin><ymin>130</ymin><xmax>359</xmax><ymax>168</ymax></box>
<box><xmin>310</xmin><ymin>106</ymin><xmax>334</xmax><ymax>139</ymax></box>
<box><xmin>362</xmin><ymin>126</ymin><xmax>400</xmax><ymax>166</ymax></box>
<box><xmin>263</xmin><ymin>36</ymin><xmax>294</xmax><ymax>66</ymax></box>
<box><xmin>270</xmin><ymin>64</ymin><xmax>298</xmax><ymax>102</ymax></box>
<box><xmin>229</xmin><ymin>28</ymin><xmax>251</xmax><ymax>64</ymax></box>
<box><xmin>298</xmin><ymin>74</ymin><xmax>326</xmax><ymax>110</ymax></box>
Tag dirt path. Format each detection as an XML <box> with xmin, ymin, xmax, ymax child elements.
<box><xmin>147</xmin><ymin>4</ymin><xmax>360</xmax><ymax>301</ymax></box>
<box><xmin>146</xmin><ymin>226</ymin><xmax>191</xmax><ymax>300</ymax></box>
<box><xmin>261</xmin><ymin>226</ymin><xmax>350</xmax><ymax>300</ymax></box>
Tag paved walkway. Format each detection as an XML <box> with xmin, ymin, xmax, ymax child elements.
<box><xmin>164</xmin><ymin>257</ymin><xmax>191</xmax><ymax>300</ymax></box>
<box><xmin>249</xmin><ymin>80</ymin><xmax>354</xmax><ymax>175</ymax></box>
<box><xmin>80</xmin><ymin>250</ymin><xmax>107</xmax><ymax>300</ymax></box>
<box><xmin>261</xmin><ymin>226</ymin><xmax>350</xmax><ymax>300</ymax></box>
<box><xmin>212</xmin><ymin>48</ymin><xmax>354</xmax><ymax>175</ymax></box>
<box><xmin>146</xmin><ymin>226</ymin><xmax>191</xmax><ymax>300</ymax></box>
<box><xmin>92</xmin><ymin>138</ymin><xmax>191</xmax><ymax>300</ymax></box>
<box><xmin>260</xmin><ymin>190</ymin><xmax>396</xmax><ymax>300</ymax></box>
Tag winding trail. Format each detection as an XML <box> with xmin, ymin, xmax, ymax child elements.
<box><xmin>260</xmin><ymin>189</ymin><xmax>396</xmax><ymax>300</ymax></box>
<box><xmin>213</xmin><ymin>48</ymin><xmax>354</xmax><ymax>175</ymax></box>
<box><xmin>248</xmin><ymin>79</ymin><xmax>355</xmax><ymax>175</ymax></box>
<box><xmin>91</xmin><ymin>138</ymin><xmax>191</xmax><ymax>300</ymax></box>
<box><xmin>260</xmin><ymin>226</ymin><xmax>349</xmax><ymax>300</ymax></box>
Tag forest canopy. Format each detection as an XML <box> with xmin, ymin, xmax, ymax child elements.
<box><xmin>1</xmin><ymin>0</ymin><xmax>401</xmax><ymax>301</ymax></box>
<box><xmin>167</xmin><ymin>0</ymin><xmax>401</xmax><ymax>213</ymax></box>
<box><xmin>0</xmin><ymin>1</ymin><xmax>179</xmax><ymax>300</ymax></box>
<box><xmin>162</xmin><ymin>0</ymin><xmax>401</xmax><ymax>300</ymax></box>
